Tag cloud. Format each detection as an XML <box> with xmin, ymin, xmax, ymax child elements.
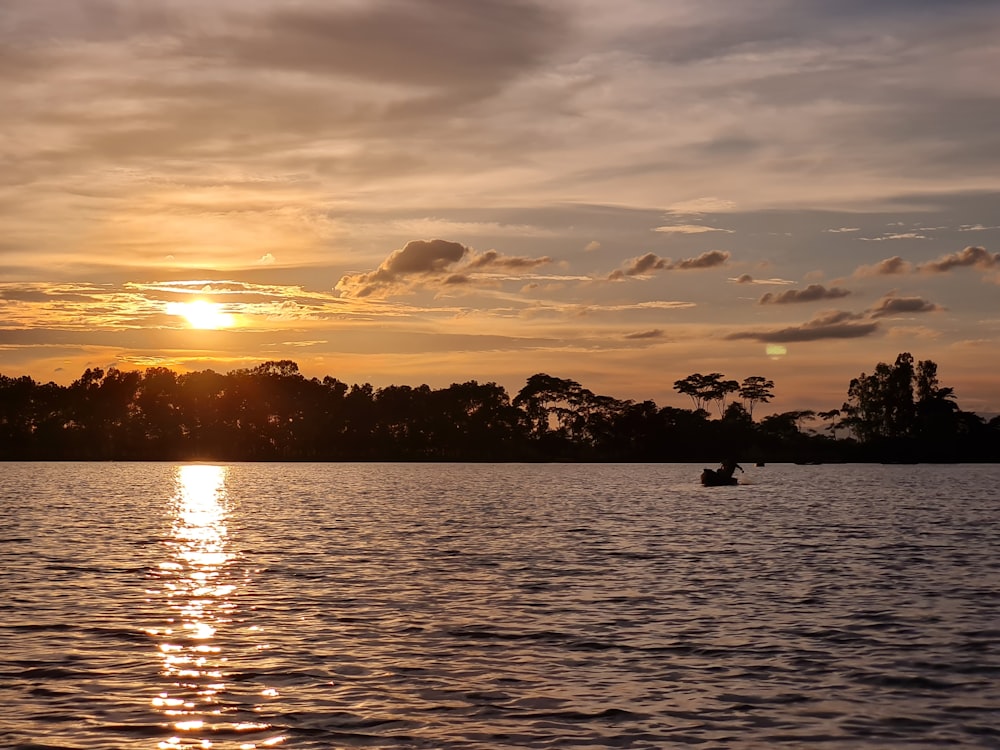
<box><xmin>867</xmin><ymin>293</ymin><xmax>944</xmax><ymax>318</ymax></box>
<box><xmin>726</xmin><ymin>310</ymin><xmax>878</xmax><ymax>343</ymax></box>
<box><xmin>584</xmin><ymin>241</ymin><xmax>601</xmax><ymax>252</ymax></box>
<box><xmin>664</xmin><ymin>197</ymin><xmax>736</xmax><ymax>214</ymax></box>
<box><xmin>918</xmin><ymin>245</ymin><xmax>1000</xmax><ymax>273</ymax></box>
<box><xmin>185</xmin><ymin>1</ymin><xmax>565</xmax><ymax>94</ymax></box>
<box><xmin>758</xmin><ymin>284</ymin><xmax>851</xmax><ymax>305</ymax></box>
<box><xmin>465</xmin><ymin>249</ymin><xmax>552</xmax><ymax>270</ymax></box>
<box><xmin>653</xmin><ymin>224</ymin><xmax>733</xmax><ymax>234</ymax></box>
<box><xmin>550</xmin><ymin>300</ymin><xmax>695</xmax><ymax>316</ymax></box>
<box><xmin>0</xmin><ymin>282</ymin><xmax>169</xmax><ymax>330</ymax></box>
<box><xmin>608</xmin><ymin>250</ymin><xmax>730</xmax><ymax>280</ymax></box>
<box><xmin>730</xmin><ymin>275</ymin><xmax>796</xmax><ymax>286</ymax></box>
<box><xmin>825</xmin><ymin>227</ymin><xmax>860</xmax><ymax>233</ymax></box>
<box><xmin>960</xmin><ymin>224</ymin><xmax>1000</xmax><ymax>232</ymax></box>
<box><xmin>258</xmin><ymin>253</ymin><xmax>276</xmax><ymax>265</ymax></box>
<box><xmin>0</xmin><ymin>284</ymin><xmax>98</xmax><ymax>304</ymax></box>
<box><xmin>384</xmin><ymin>218</ymin><xmax>555</xmax><ymax>238</ymax></box>
<box><xmin>600</xmin><ymin>301</ymin><xmax>695</xmax><ymax>312</ymax></box>
<box><xmin>852</xmin><ymin>255</ymin><xmax>913</xmax><ymax>277</ymax></box>
<box><xmin>731</xmin><ymin>286</ymin><xmax>942</xmax><ymax>346</ymax></box>
<box><xmin>335</xmin><ymin>239</ymin><xmax>552</xmax><ymax>297</ymax></box>
<box><xmin>610</xmin><ymin>252</ymin><xmax>668</xmax><ymax>279</ymax></box>
<box><xmin>859</xmin><ymin>232</ymin><xmax>928</xmax><ymax>241</ymax></box>
<box><xmin>624</xmin><ymin>329</ymin><xmax>664</xmax><ymax>340</ymax></box>
<box><xmin>673</xmin><ymin>250</ymin><xmax>730</xmax><ymax>270</ymax></box>
<box><xmin>336</xmin><ymin>239</ymin><xmax>469</xmax><ymax>297</ymax></box>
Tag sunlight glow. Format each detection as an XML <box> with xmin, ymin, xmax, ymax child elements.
<box><xmin>166</xmin><ymin>300</ymin><xmax>235</xmax><ymax>329</ymax></box>
<box><xmin>151</xmin><ymin>466</ymin><xmax>233</xmax><ymax>737</ymax></box>
<box><xmin>145</xmin><ymin>465</ymin><xmax>282</xmax><ymax>746</ymax></box>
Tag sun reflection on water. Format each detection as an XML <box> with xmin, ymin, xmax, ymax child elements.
<box><xmin>147</xmin><ymin>465</ymin><xmax>284</xmax><ymax>749</ymax></box>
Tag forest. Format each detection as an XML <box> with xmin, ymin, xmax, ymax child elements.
<box><xmin>0</xmin><ymin>353</ymin><xmax>997</xmax><ymax>462</ymax></box>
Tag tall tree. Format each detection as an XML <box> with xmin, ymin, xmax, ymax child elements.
<box><xmin>738</xmin><ymin>376</ymin><xmax>775</xmax><ymax>420</ymax></box>
<box><xmin>514</xmin><ymin>374</ymin><xmax>589</xmax><ymax>439</ymax></box>
<box><xmin>842</xmin><ymin>352</ymin><xmax>948</xmax><ymax>445</ymax></box>
<box><xmin>673</xmin><ymin>373</ymin><xmax>739</xmax><ymax>416</ymax></box>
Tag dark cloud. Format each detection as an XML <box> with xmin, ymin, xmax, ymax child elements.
<box><xmin>384</xmin><ymin>240</ymin><xmax>466</xmax><ymax>274</ymax></box>
<box><xmin>867</xmin><ymin>293</ymin><xmax>944</xmax><ymax>318</ymax></box>
<box><xmin>673</xmin><ymin>250</ymin><xmax>731</xmax><ymax>270</ymax></box>
<box><xmin>624</xmin><ymin>329</ymin><xmax>664</xmax><ymax>340</ymax></box>
<box><xmin>853</xmin><ymin>255</ymin><xmax>912</xmax><ymax>277</ymax></box>
<box><xmin>337</xmin><ymin>239</ymin><xmax>468</xmax><ymax>297</ymax></box>
<box><xmin>613</xmin><ymin>0</ymin><xmax>1000</xmax><ymax>184</ymax></box>
<box><xmin>0</xmin><ymin>1</ymin><xmax>177</xmax><ymax>48</ymax></box>
<box><xmin>466</xmin><ymin>249</ymin><xmax>552</xmax><ymax>270</ymax></box>
<box><xmin>918</xmin><ymin>245</ymin><xmax>1000</xmax><ymax>273</ymax></box>
<box><xmin>733</xmin><ymin>274</ymin><xmax>754</xmax><ymax>284</ymax></box>
<box><xmin>623</xmin><ymin>0</ymin><xmax>998</xmax><ymax>70</ymax></box>
<box><xmin>1</xmin><ymin>0</ymin><xmax>571</xmax><ymax>180</ymax></box>
<box><xmin>188</xmin><ymin>0</ymin><xmax>564</xmax><ymax>93</ymax></box>
<box><xmin>611</xmin><ymin>252</ymin><xmax>668</xmax><ymax>280</ymax></box>
<box><xmin>759</xmin><ymin>284</ymin><xmax>851</xmax><ymax>305</ymax></box>
<box><xmin>2</xmin><ymin>0</ymin><xmax>565</xmax><ymax>94</ymax></box>
<box><xmin>608</xmin><ymin>250</ymin><xmax>730</xmax><ymax>280</ymax></box>
<box><xmin>726</xmin><ymin>310</ymin><xmax>878</xmax><ymax>343</ymax></box>
<box><xmin>336</xmin><ymin>239</ymin><xmax>551</xmax><ymax>297</ymax></box>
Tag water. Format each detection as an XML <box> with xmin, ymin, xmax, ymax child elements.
<box><xmin>2</xmin><ymin>462</ymin><xmax>999</xmax><ymax>749</ymax></box>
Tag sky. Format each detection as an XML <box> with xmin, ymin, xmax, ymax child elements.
<box><xmin>2</xmin><ymin>0</ymin><xmax>1000</xmax><ymax>416</ymax></box>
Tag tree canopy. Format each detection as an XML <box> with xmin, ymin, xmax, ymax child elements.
<box><xmin>840</xmin><ymin>352</ymin><xmax>973</xmax><ymax>461</ymax></box>
<box><xmin>0</xmin><ymin>356</ymin><xmax>996</xmax><ymax>462</ymax></box>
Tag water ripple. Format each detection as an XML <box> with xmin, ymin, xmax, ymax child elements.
<box><xmin>2</xmin><ymin>462</ymin><xmax>1000</xmax><ymax>748</ymax></box>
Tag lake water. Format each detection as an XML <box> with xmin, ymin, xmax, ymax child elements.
<box><xmin>2</xmin><ymin>462</ymin><xmax>999</xmax><ymax>749</ymax></box>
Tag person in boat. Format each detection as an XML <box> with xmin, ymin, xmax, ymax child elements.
<box><xmin>700</xmin><ymin>459</ymin><xmax>744</xmax><ymax>485</ymax></box>
<box><xmin>717</xmin><ymin>459</ymin><xmax>744</xmax><ymax>480</ymax></box>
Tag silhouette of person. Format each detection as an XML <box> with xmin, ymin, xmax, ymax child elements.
<box><xmin>718</xmin><ymin>459</ymin><xmax>744</xmax><ymax>479</ymax></box>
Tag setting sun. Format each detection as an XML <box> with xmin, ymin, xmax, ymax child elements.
<box><xmin>166</xmin><ymin>300</ymin><xmax>234</xmax><ymax>330</ymax></box>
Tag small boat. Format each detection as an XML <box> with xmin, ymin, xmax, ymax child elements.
<box><xmin>700</xmin><ymin>468</ymin><xmax>738</xmax><ymax>486</ymax></box>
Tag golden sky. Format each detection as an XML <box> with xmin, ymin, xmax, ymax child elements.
<box><xmin>2</xmin><ymin>0</ymin><xmax>1000</xmax><ymax>415</ymax></box>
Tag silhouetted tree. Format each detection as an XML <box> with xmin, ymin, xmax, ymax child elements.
<box><xmin>817</xmin><ymin>409</ymin><xmax>842</xmax><ymax>439</ymax></box>
<box><xmin>175</xmin><ymin>369</ymin><xmax>228</xmax><ymax>458</ymax></box>
<box><xmin>513</xmin><ymin>374</ymin><xmax>585</xmax><ymax>457</ymax></box>
<box><xmin>431</xmin><ymin>381</ymin><xmax>525</xmax><ymax>459</ymax></box>
<box><xmin>838</xmin><ymin>353</ymin><xmax>988</xmax><ymax>461</ymax></box>
<box><xmin>673</xmin><ymin>373</ymin><xmax>739</xmax><ymax>417</ymax></box>
<box><xmin>0</xmin><ymin>357</ymin><xmax>993</xmax><ymax>463</ymax></box>
<box><xmin>0</xmin><ymin>374</ymin><xmax>38</xmax><ymax>459</ymax></box>
<box><xmin>842</xmin><ymin>353</ymin><xmax>917</xmax><ymax>443</ymax></box>
<box><xmin>673</xmin><ymin>373</ymin><xmax>710</xmax><ymax>411</ymax></box>
<box><xmin>739</xmin><ymin>376</ymin><xmax>775</xmax><ymax>420</ymax></box>
<box><xmin>606</xmin><ymin>400</ymin><xmax>661</xmax><ymax>460</ymax></box>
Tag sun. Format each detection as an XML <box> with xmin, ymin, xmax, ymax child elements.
<box><xmin>166</xmin><ymin>300</ymin><xmax>235</xmax><ymax>329</ymax></box>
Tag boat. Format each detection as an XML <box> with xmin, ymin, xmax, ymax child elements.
<box><xmin>700</xmin><ymin>468</ymin><xmax>738</xmax><ymax>486</ymax></box>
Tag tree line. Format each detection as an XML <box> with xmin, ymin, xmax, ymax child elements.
<box><xmin>0</xmin><ymin>355</ymin><xmax>996</xmax><ymax>462</ymax></box>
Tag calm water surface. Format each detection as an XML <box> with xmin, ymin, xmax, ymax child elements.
<box><xmin>2</xmin><ymin>462</ymin><xmax>999</xmax><ymax>749</ymax></box>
